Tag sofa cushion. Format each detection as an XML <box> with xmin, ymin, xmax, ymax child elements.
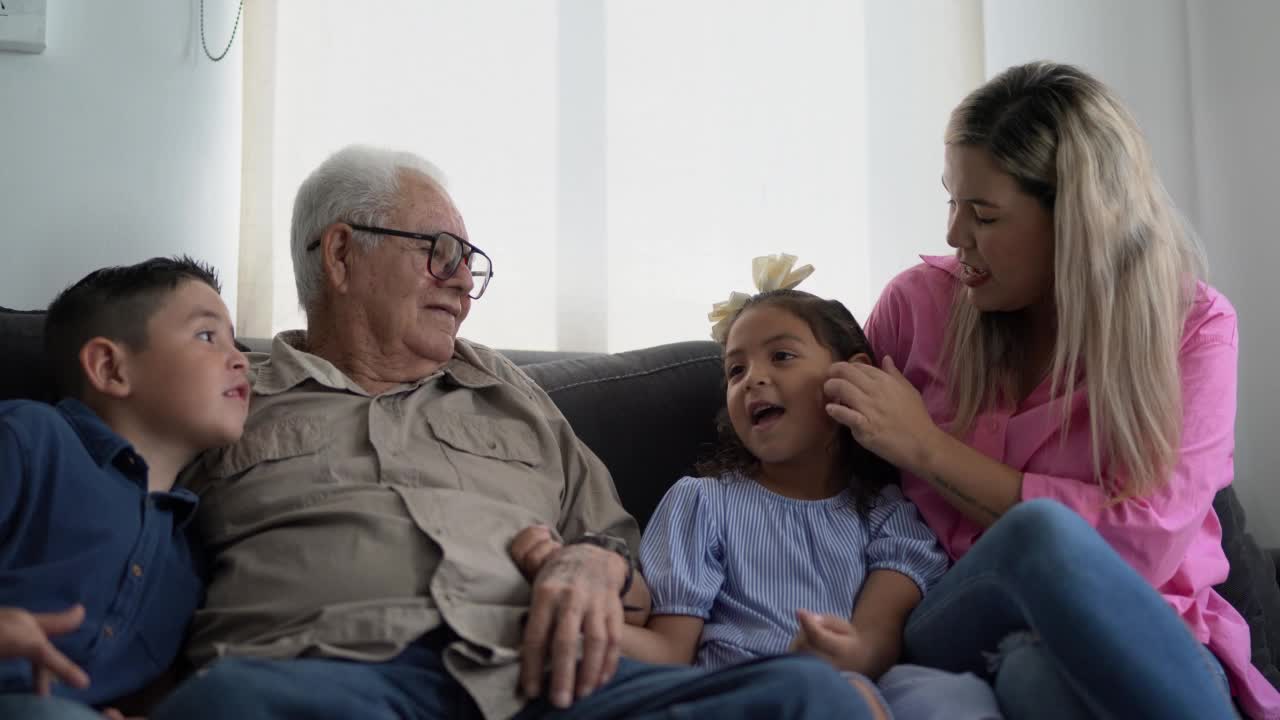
<box><xmin>0</xmin><ymin>307</ymin><xmax>57</xmax><ymax>404</ymax></box>
<box><xmin>1214</xmin><ymin>485</ymin><xmax>1280</xmax><ymax>688</ymax></box>
<box><xmin>522</xmin><ymin>340</ymin><xmax>723</xmax><ymax>529</ymax></box>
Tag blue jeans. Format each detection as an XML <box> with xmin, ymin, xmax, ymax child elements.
<box><xmin>149</xmin><ymin>633</ymin><xmax>884</xmax><ymax>720</ymax></box>
<box><xmin>878</xmin><ymin>664</ymin><xmax>1002</xmax><ymax>719</ymax></box>
<box><xmin>903</xmin><ymin>498</ymin><xmax>1238</xmax><ymax>720</ymax></box>
<box><xmin>0</xmin><ymin>694</ymin><xmax>103</xmax><ymax>720</ymax></box>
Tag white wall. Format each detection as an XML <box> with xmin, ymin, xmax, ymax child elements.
<box><xmin>1185</xmin><ymin>0</ymin><xmax>1280</xmax><ymax>546</ymax></box>
<box><xmin>253</xmin><ymin>0</ymin><xmax>561</xmax><ymax>347</ymax></box>
<box><xmin>865</xmin><ymin>0</ymin><xmax>985</xmax><ymax>288</ymax></box>
<box><xmin>0</xmin><ymin>1</ymin><xmax>242</xmax><ymax>315</ymax></box>
<box><xmin>605</xmin><ymin>0</ymin><xmax>870</xmax><ymax>350</ymax></box>
<box><xmin>983</xmin><ymin>0</ymin><xmax>1201</xmax><ymax>224</ymax></box>
<box><xmin>981</xmin><ymin>0</ymin><xmax>1280</xmax><ymax>544</ymax></box>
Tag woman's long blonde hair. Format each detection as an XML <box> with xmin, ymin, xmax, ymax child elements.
<box><xmin>943</xmin><ymin>61</ymin><xmax>1206</xmax><ymax>499</ymax></box>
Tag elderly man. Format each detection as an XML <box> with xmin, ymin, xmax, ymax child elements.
<box><xmin>150</xmin><ymin>146</ymin><xmax>872</xmax><ymax>720</ymax></box>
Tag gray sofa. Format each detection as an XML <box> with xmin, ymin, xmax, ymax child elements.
<box><xmin>2</xmin><ymin>307</ymin><xmax>1278</xmax><ymax>690</ymax></box>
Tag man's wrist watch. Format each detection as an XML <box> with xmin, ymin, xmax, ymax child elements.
<box><xmin>566</xmin><ymin>532</ymin><xmax>634</xmax><ymax>597</ymax></box>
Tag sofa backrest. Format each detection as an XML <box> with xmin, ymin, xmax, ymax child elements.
<box><xmin>0</xmin><ymin>308</ymin><xmax>724</xmax><ymax>530</ymax></box>
<box><xmin>3</xmin><ymin>307</ymin><xmax>1277</xmax><ymax>683</ymax></box>
<box><xmin>0</xmin><ymin>308</ymin><xmax>56</xmax><ymax>404</ymax></box>
<box><xmin>521</xmin><ymin>341</ymin><xmax>724</xmax><ymax>529</ymax></box>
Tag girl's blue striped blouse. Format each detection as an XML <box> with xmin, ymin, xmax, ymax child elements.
<box><xmin>638</xmin><ymin>473</ymin><xmax>949</xmax><ymax>670</ymax></box>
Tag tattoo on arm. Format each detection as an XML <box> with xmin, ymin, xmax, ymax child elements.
<box><xmin>929</xmin><ymin>473</ymin><xmax>1001</xmax><ymax>522</ymax></box>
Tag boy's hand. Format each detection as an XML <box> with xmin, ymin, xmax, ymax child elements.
<box><xmin>789</xmin><ymin>610</ymin><xmax>873</xmax><ymax>675</ymax></box>
<box><xmin>101</xmin><ymin>709</ymin><xmax>145</xmax><ymax>720</ymax></box>
<box><xmin>0</xmin><ymin>605</ymin><xmax>90</xmax><ymax>694</ymax></box>
<box><xmin>510</xmin><ymin>525</ymin><xmax>563</xmax><ymax>582</ymax></box>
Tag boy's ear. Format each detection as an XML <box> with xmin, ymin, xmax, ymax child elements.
<box><xmin>80</xmin><ymin>338</ymin><xmax>134</xmax><ymax>399</ymax></box>
<box><xmin>848</xmin><ymin>352</ymin><xmax>873</xmax><ymax>366</ymax></box>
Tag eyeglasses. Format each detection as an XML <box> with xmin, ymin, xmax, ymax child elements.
<box><xmin>307</xmin><ymin>223</ymin><xmax>494</xmax><ymax>299</ymax></box>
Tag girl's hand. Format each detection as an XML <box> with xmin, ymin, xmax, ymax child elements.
<box><xmin>824</xmin><ymin>355</ymin><xmax>946</xmax><ymax>476</ymax></box>
<box><xmin>789</xmin><ymin>610</ymin><xmax>873</xmax><ymax>674</ymax></box>
<box><xmin>510</xmin><ymin>525</ymin><xmax>563</xmax><ymax>582</ymax></box>
<box><xmin>0</xmin><ymin>605</ymin><xmax>90</xmax><ymax>695</ymax></box>
<box><xmin>101</xmin><ymin>709</ymin><xmax>145</xmax><ymax>720</ymax></box>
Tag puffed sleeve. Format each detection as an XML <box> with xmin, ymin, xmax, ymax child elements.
<box><xmin>865</xmin><ymin>485</ymin><xmax>950</xmax><ymax>595</ymax></box>
<box><xmin>638</xmin><ymin>477</ymin><xmax>726</xmax><ymax>618</ymax></box>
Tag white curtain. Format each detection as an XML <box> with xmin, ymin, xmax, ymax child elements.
<box><xmin>237</xmin><ymin>0</ymin><xmax>985</xmax><ymax>351</ymax></box>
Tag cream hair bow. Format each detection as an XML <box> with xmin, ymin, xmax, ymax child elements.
<box><xmin>707</xmin><ymin>254</ymin><xmax>815</xmax><ymax>342</ymax></box>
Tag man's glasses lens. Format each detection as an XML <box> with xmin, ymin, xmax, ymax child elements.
<box><xmin>430</xmin><ymin>233</ymin><xmax>492</xmax><ymax>299</ymax></box>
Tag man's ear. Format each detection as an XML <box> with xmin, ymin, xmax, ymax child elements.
<box><xmin>80</xmin><ymin>338</ymin><xmax>133</xmax><ymax>399</ymax></box>
<box><xmin>319</xmin><ymin>223</ymin><xmax>357</xmax><ymax>295</ymax></box>
<box><xmin>848</xmin><ymin>352</ymin><xmax>872</xmax><ymax>366</ymax></box>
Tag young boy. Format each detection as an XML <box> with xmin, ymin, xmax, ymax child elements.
<box><xmin>0</xmin><ymin>257</ymin><xmax>249</xmax><ymax>719</ymax></box>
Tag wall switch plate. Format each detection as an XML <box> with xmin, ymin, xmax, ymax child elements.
<box><xmin>0</xmin><ymin>0</ymin><xmax>47</xmax><ymax>54</ymax></box>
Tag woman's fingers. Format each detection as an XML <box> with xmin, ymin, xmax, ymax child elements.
<box><xmin>824</xmin><ymin>376</ymin><xmax>875</xmax><ymax>411</ymax></box>
<box><xmin>826</xmin><ymin>403</ymin><xmax>869</xmax><ymax>435</ymax></box>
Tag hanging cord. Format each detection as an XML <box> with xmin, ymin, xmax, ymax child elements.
<box><xmin>201</xmin><ymin>0</ymin><xmax>246</xmax><ymax>62</ymax></box>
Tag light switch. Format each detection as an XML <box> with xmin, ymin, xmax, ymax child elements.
<box><xmin>0</xmin><ymin>0</ymin><xmax>47</xmax><ymax>54</ymax></box>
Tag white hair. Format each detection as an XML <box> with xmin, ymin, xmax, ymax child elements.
<box><xmin>290</xmin><ymin>144</ymin><xmax>448</xmax><ymax>312</ymax></box>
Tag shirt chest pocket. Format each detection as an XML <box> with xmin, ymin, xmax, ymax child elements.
<box><xmin>197</xmin><ymin>418</ymin><xmax>336</xmax><ymax>538</ymax></box>
<box><xmin>209</xmin><ymin>417</ymin><xmax>334</xmax><ymax>480</ymax></box>
<box><xmin>427</xmin><ymin>411</ymin><xmax>542</xmax><ymax>467</ymax></box>
<box><xmin>426</xmin><ymin>411</ymin><xmax>559</xmax><ymax>513</ymax></box>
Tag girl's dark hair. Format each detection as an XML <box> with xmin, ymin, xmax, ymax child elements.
<box><xmin>695</xmin><ymin>289</ymin><xmax>899</xmax><ymax>514</ymax></box>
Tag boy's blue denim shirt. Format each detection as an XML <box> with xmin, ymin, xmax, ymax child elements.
<box><xmin>0</xmin><ymin>398</ymin><xmax>203</xmax><ymax>705</ymax></box>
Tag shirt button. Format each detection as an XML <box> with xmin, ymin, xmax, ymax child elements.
<box><xmin>132</xmin><ymin>564</ymin><xmax>144</xmax><ymax>578</ymax></box>
<box><xmin>103</xmin><ymin>625</ymin><xmax>115</xmax><ymax>638</ymax></box>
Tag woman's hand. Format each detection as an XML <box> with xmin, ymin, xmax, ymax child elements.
<box><xmin>824</xmin><ymin>355</ymin><xmax>946</xmax><ymax>476</ymax></box>
<box><xmin>828</xmin><ymin>356</ymin><xmax>1023</xmax><ymax>525</ymax></box>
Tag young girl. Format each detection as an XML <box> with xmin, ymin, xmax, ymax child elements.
<box><xmin>620</xmin><ymin>255</ymin><xmax>1001</xmax><ymax>720</ymax></box>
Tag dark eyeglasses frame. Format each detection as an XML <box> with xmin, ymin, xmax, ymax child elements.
<box><xmin>306</xmin><ymin>223</ymin><xmax>494</xmax><ymax>299</ymax></box>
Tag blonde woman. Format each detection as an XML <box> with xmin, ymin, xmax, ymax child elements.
<box><xmin>814</xmin><ymin>62</ymin><xmax>1280</xmax><ymax>718</ymax></box>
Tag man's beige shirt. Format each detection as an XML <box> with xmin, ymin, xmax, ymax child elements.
<box><xmin>185</xmin><ymin>331</ymin><xmax>639</xmax><ymax>720</ymax></box>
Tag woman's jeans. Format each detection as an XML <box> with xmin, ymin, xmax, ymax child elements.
<box><xmin>904</xmin><ymin>498</ymin><xmax>1238</xmax><ymax>720</ymax></box>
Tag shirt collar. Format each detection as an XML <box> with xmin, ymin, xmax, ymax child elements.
<box><xmin>157</xmin><ymin>486</ymin><xmax>201</xmax><ymax>530</ymax></box>
<box><xmin>55</xmin><ymin>399</ymin><xmax>202</xmax><ymax>526</ymax></box>
<box><xmin>251</xmin><ymin>330</ymin><xmax>501</xmax><ymax>397</ymax></box>
<box><xmin>55</xmin><ymin>398</ymin><xmax>137</xmax><ymax>470</ymax></box>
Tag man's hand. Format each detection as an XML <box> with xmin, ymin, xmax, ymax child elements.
<box><xmin>0</xmin><ymin>605</ymin><xmax>90</xmax><ymax>695</ymax></box>
<box><xmin>510</xmin><ymin>525</ymin><xmax>563</xmax><ymax>582</ymax></box>
<box><xmin>101</xmin><ymin>709</ymin><xmax>145</xmax><ymax>720</ymax></box>
<box><xmin>520</xmin><ymin>543</ymin><xmax>627</xmax><ymax>709</ymax></box>
<box><xmin>789</xmin><ymin>610</ymin><xmax>874</xmax><ymax>675</ymax></box>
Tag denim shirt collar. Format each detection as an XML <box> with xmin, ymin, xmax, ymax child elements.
<box><xmin>56</xmin><ymin>398</ymin><xmax>138</xmax><ymax>471</ymax></box>
<box><xmin>54</xmin><ymin>397</ymin><xmax>199</xmax><ymax>527</ymax></box>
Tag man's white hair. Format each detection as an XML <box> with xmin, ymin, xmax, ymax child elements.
<box><xmin>291</xmin><ymin>144</ymin><xmax>448</xmax><ymax>312</ymax></box>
